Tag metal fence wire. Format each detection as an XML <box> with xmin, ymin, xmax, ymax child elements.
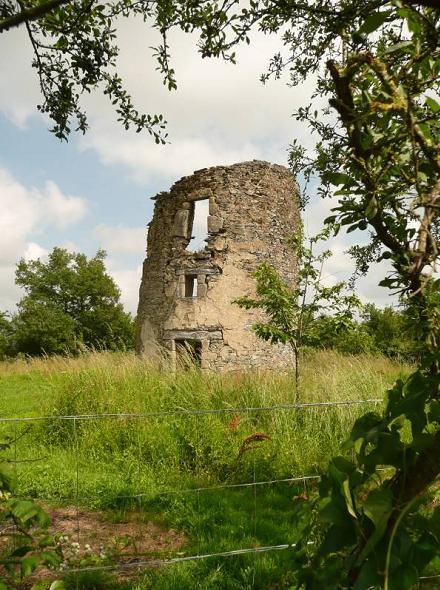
<box><xmin>2</xmin><ymin>398</ymin><xmax>439</xmax><ymax>586</ymax></box>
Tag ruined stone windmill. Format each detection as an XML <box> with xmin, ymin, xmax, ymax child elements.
<box><xmin>135</xmin><ymin>160</ymin><xmax>300</xmax><ymax>370</ymax></box>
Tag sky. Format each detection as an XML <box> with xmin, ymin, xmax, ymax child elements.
<box><xmin>0</xmin><ymin>16</ymin><xmax>393</xmax><ymax>315</ymax></box>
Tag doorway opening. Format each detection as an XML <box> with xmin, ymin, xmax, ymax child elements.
<box><xmin>175</xmin><ymin>339</ymin><xmax>202</xmax><ymax>368</ymax></box>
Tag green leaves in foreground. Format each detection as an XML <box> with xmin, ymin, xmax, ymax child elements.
<box><xmin>0</xmin><ymin>436</ymin><xmax>63</xmax><ymax>589</ymax></box>
<box><xmin>291</xmin><ymin>364</ymin><xmax>440</xmax><ymax>589</ymax></box>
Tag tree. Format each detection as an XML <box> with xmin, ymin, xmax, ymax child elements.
<box><xmin>362</xmin><ymin>303</ymin><xmax>418</xmax><ymax>359</ymax></box>
<box><xmin>10</xmin><ymin>247</ymin><xmax>134</xmax><ymax>355</ymax></box>
<box><xmin>0</xmin><ymin>312</ymin><xmax>13</xmax><ymax>360</ymax></box>
<box><xmin>234</xmin><ymin>226</ymin><xmax>362</xmax><ymax>399</ymax></box>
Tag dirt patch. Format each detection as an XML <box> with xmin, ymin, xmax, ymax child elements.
<box><xmin>47</xmin><ymin>505</ymin><xmax>186</xmax><ymax>560</ymax></box>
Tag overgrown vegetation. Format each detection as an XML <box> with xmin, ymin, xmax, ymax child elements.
<box><xmin>2</xmin><ymin>0</ymin><xmax>440</xmax><ymax>587</ymax></box>
<box><xmin>0</xmin><ymin>350</ymin><xmax>412</xmax><ymax>589</ymax></box>
<box><xmin>306</xmin><ymin>303</ymin><xmax>420</xmax><ymax>360</ymax></box>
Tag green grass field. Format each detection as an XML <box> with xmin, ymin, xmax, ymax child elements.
<box><xmin>3</xmin><ymin>350</ymin><xmax>435</xmax><ymax>589</ymax></box>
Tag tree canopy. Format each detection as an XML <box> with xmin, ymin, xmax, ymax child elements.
<box><xmin>5</xmin><ymin>247</ymin><xmax>134</xmax><ymax>356</ymax></box>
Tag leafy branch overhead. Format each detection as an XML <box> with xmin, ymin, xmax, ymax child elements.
<box><xmin>1</xmin><ymin>0</ymin><xmax>438</xmax><ymax>141</ymax></box>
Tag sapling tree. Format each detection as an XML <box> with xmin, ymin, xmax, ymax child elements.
<box><xmin>234</xmin><ymin>226</ymin><xmax>362</xmax><ymax>401</ymax></box>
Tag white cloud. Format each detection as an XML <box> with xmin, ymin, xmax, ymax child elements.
<box><xmin>0</xmin><ymin>16</ymin><xmax>399</xmax><ymax>314</ymax></box>
<box><xmin>24</xmin><ymin>242</ymin><xmax>48</xmax><ymax>262</ymax></box>
<box><xmin>0</xmin><ymin>168</ymin><xmax>88</xmax><ymax>311</ymax></box>
<box><xmin>79</xmin><ymin>133</ymin><xmax>280</xmax><ymax>185</ymax></box>
<box><xmin>0</xmin><ymin>27</ymin><xmax>41</xmax><ymax>127</ymax></box>
<box><xmin>188</xmin><ymin>198</ymin><xmax>209</xmax><ymax>251</ymax></box>
<box><xmin>73</xmin><ymin>18</ymin><xmax>315</xmax><ymax>184</ymax></box>
<box><xmin>43</xmin><ymin>181</ymin><xmax>88</xmax><ymax>227</ymax></box>
<box><xmin>0</xmin><ymin>266</ymin><xmax>21</xmax><ymax>313</ymax></box>
<box><xmin>93</xmin><ymin>224</ymin><xmax>146</xmax><ymax>255</ymax></box>
<box><xmin>106</xmin><ymin>265</ymin><xmax>143</xmax><ymax>314</ymax></box>
<box><xmin>60</xmin><ymin>240</ymin><xmax>80</xmax><ymax>253</ymax></box>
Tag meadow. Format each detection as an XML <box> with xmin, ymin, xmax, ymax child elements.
<box><xmin>2</xmin><ymin>350</ymin><xmax>434</xmax><ymax>589</ymax></box>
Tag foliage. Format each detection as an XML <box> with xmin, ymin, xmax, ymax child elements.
<box><xmin>235</xmin><ymin>226</ymin><xmax>362</xmax><ymax>397</ymax></box>
<box><xmin>0</xmin><ymin>313</ymin><xmax>13</xmax><ymax>361</ymax></box>
<box><xmin>0</xmin><ymin>434</ymin><xmax>63</xmax><ymax>590</ymax></box>
<box><xmin>2</xmin><ymin>0</ymin><xmax>437</xmax><ymax>146</ymax></box>
<box><xmin>0</xmin><ymin>0</ymin><xmax>169</xmax><ymax>141</ymax></box>
<box><xmin>305</xmin><ymin>304</ymin><xmax>419</xmax><ymax>359</ymax></box>
<box><xmin>287</xmin><ymin>3</ymin><xmax>439</xmax><ymax>588</ymax></box>
<box><xmin>362</xmin><ymin>304</ymin><xmax>419</xmax><ymax>359</ymax></box>
<box><xmin>304</xmin><ymin>315</ymin><xmax>377</xmax><ymax>356</ymax></box>
<box><xmin>2</xmin><ymin>0</ymin><xmax>440</xmax><ymax>587</ymax></box>
<box><xmin>7</xmin><ymin>247</ymin><xmax>134</xmax><ymax>357</ymax></box>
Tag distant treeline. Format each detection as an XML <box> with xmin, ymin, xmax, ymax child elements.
<box><xmin>304</xmin><ymin>303</ymin><xmax>419</xmax><ymax>360</ymax></box>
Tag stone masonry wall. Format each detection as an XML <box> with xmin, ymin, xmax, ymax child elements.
<box><xmin>135</xmin><ymin>160</ymin><xmax>300</xmax><ymax>370</ymax></box>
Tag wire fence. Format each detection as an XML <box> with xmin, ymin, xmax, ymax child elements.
<box><xmin>2</xmin><ymin>397</ymin><xmax>439</xmax><ymax>586</ymax></box>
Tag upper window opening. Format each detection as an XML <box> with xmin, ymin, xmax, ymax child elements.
<box><xmin>185</xmin><ymin>274</ymin><xmax>197</xmax><ymax>298</ymax></box>
<box><xmin>187</xmin><ymin>199</ymin><xmax>209</xmax><ymax>251</ymax></box>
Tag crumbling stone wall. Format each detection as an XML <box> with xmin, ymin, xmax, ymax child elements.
<box><xmin>136</xmin><ymin>160</ymin><xmax>300</xmax><ymax>370</ymax></box>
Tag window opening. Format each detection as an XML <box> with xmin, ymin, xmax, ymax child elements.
<box><xmin>185</xmin><ymin>274</ymin><xmax>197</xmax><ymax>298</ymax></box>
<box><xmin>175</xmin><ymin>339</ymin><xmax>202</xmax><ymax>368</ymax></box>
<box><xmin>187</xmin><ymin>199</ymin><xmax>209</xmax><ymax>251</ymax></box>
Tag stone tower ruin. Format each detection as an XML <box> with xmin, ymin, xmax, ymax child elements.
<box><xmin>136</xmin><ymin>160</ymin><xmax>300</xmax><ymax>370</ymax></box>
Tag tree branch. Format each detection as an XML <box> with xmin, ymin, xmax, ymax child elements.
<box><xmin>0</xmin><ymin>0</ymin><xmax>71</xmax><ymax>33</ymax></box>
<box><xmin>405</xmin><ymin>0</ymin><xmax>440</xmax><ymax>7</ymax></box>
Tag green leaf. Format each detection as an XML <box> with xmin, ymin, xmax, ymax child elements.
<box><xmin>342</xmin><ymin>478</ymin><xmax>358</xmax><ymax>519</ymax></box>
<box><xmin>332</xmin><ymin>456</ymin><xmax>355</xmax><ymax>474</ymax></box>
<box><xmin>389</xmin><ymin>565</ymin><xmax>418</xmax><ymax>590</ymax></box>
<box><xmin>324</xmin><ymin>172</ymin><xmax>353</xmax><ymax>186</ymax></box>
<box><xmin>425</xmin><ymin>96</ymin><xmax>440</xmax><ymax>113</ymax></box>
<box><xmin>358</xmin><ymin>11</ymin><xmax>392</xmax><ymax>35</ymax></box>
<box><xmin>353</xmin><ymin>559</ymin><xmax>382</xmax><ymax>590</ymax></box>
<box><xmin>350</xmin><ymin>412</ymin><xmax>383</xmax><ymax>443</ymax></box>
<box><xmin>320</xmin><ymin>496</ymin><xmax>349</xmax><ymax>527</ymax></box>
<box><xmin>10</xmin><ymin>500</ymin><xmax>39</xmax><ymax>523</ymax></box>
<box><xmin>363</xmin><ymin>488</ymin><xmax>392</xmax><ymax>528</ymax></box>
<box><xmin>49</xmin><ymin>580</ymin><xmax>66</xmax><ymax>590</ymax></box>
<box><xmin>365</xmin><ymin>196</ymin><xmax>378</xmax><ymax>220</ymax></box>
<box><xmin>319</xmin><ymin>521</ymin><xmax>357</xmax><ymax>556</ymax></box>
<box><xmin>21</xmin><ymin>555</ymin><xmax>40</xmax><ymax>578</ymax></box>
<box><xmin>383</xmin><ymin>41</ymin><xmax>413</xmax><ymax>54</ymax></box>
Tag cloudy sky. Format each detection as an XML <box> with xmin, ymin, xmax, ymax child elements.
<box><xmin>0</xmin><ymin>16</ymin><xmax>392</xmax><ymax>315</ymax></box>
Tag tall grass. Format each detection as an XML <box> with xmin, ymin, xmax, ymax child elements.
<box><xmin>4</xmin><ymin>349</ymin><xmax>409</xmax><ymax>505</ymax></box>
<box><xmin>0</xmin><ymin>350</ymin><xmax>412</xmax><ymax>589</ymax></box>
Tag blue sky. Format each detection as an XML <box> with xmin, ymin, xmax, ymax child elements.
<box><xmin>0</xmin><ymin>18</ymin><xmax>391</xmax><ymax>315</ymax></box>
